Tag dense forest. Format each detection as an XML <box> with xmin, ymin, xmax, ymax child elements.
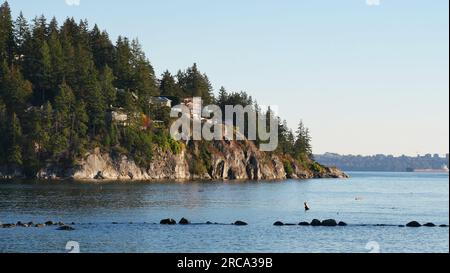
<box><xmin>0</xmin><ymin>1</ymin><xmax>314</xmax><ymax>178</ymax></box>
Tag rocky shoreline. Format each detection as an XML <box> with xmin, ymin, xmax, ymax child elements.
<box><xmin>0</xmin><ymin>141</ymin><xmax>349</xmax><ymax>182</ymax></box>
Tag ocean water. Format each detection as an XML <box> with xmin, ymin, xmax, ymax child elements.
<box><xmin>0</xmin><ymin>172</ymin><xmax>448</xmax><ymax>253</ymax></box>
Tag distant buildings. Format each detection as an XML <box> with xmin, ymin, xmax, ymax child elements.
<box><xmin>315</xmin><ymin>153</ymin><xmax>450</xmax><ymax>172</ymax></box>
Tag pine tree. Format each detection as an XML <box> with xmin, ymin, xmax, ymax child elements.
<box><xmin>13</xmin><ymin>11</ymin><xmax>30</xmax><ymax>64</ymax></box>
<box><xmin>99</xmin><ymin>65</ymin><xmax>117</xmax><ymax>106</ymax></box>
<box><xmin>0</xmin><ymin>1</ymin><xmax>14</xmax><ymax>64</ymax></box>
<box><xmin>48</xmin><ymin>29</ymin><xmax>64</xmax><ymax>96</ymax></box>
<box><xmin>217</xmin><ymin>86</ymin><xmax>228</xmax><ymax>111</ymax></box>
<box><xmin>114</xmin><ymin>36</ymin><xmax>134</xmax><ymax>89</ymax></box>
<box><xmin>130</xmin><ymin>39</ymin><xmax>158</xmax><ymax>108</ymax></box>
<box><xmin>294</xmin><ymin>120</ymin><xmax>313</xmax><ymax>160</ymax></box>
<box><xmin>0</xmin><ymin>63</ymin><xmax>32</xmax><ymax>114</ymax></box>
<box><xmin>160</xmin><ymin>70</ymin><xmax>181</xmax><ymax>97</ymax></box>
<box><xmin>90</xmin><ymin>25</ymin><xmax>114</xmax><ymax>69</ymax></box>
<box><xmin>6</xmin><ymin>112</ymin><xmax>22</xmax><ymax>166</ymax></box>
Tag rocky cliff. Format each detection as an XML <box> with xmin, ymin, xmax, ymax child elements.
<box><xmin>1</xmin><ymin>140</ymin><xmax>348</xmax><ymax>181</ymax></box>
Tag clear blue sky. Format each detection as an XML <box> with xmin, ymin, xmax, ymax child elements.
<box><xmin>7</xmin><ymin>0</ymin><xmax>449</xmax><ymax>156</ymax></box>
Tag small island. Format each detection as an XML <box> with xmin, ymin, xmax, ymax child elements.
<box><xmin>0</xmin><ymin>2</ymin><xmax>346</xmax><ymax>181</ymax></box>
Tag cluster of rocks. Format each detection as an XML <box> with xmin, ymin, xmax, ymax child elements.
<box><xmin>274</xmin><ymin>219</ymin><xmax>347</xmax><ymax>227</ymax></box>
<box><xmin>0</xmin><ymin>221</ymin><xmax>75</xmax><ymax>231</ymax></box>
<box><xmin>159</xmin><ymin>218</ymin><xmax>248</xmax><ymax>226</ymax></box>
<box><xmin>404</xmin><ymin>221</ymin><xmax>448</xmax><ymax>228</ymax></box>
<box><xmin>2</xmin><ymin>219</ymin><xmax>448</xmax><ymax>229</ymax></box>
<box><xmin>273</xmin><ymin>219</ymin><xmax>449</xmax><ymax>228</ymax></box>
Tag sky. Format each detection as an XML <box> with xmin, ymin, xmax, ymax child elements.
<box><xmin>7</xmin><ymin>0</ymin><xmax>449</xmax><ymax>156</ymax></box>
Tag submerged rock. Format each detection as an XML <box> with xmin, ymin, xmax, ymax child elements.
<box><xmin>439</xmin><ymin>224</ymin><xmax>448</xmax><ymax>228</ymax></box>
<box><xmin>160</xmin><ymin>219</ymin><xmax>176</xmax><ymax>225</ymax></box>
<box><xmin>299</xmin><ymin>222</ymin><xmax>310</xmax><ymax>226</ymax></box>
<box><xmin>273</xmin><ymin>221</ymin><xmax>284</xmax><ymax>226</ymax></box>
<box><xmin>179</xmin><ymin>218</ymin><xmax>190</xmax><ymax>225</ymax></box>
<box><xmin>234</xmin><ymin>221</ymin><xmax>248</xmax><ymax>226</ymax></box>
<box><xmin>310</xmin><ymin>219</ymin><xmax>322</xmax><ymax>226</ymax></box>
<box><xmin>57</xmin><ymin>225</ymin><xmax>75</xmax><ymax>231</ymax></box>
<box><xmin>406</xmin><ymin>221</ymin><xmax>421</xmax><ymax>227</ymax></box>
<box><xmin>423</xmin><ymin>223</ymin><xmax>436</xmax><ymax>227</ymax></box>
<box><xmin>322</xmin><ymin>219</ymin><xmax>338</xmax><ymax>227</ymax></box>
<box><xmin>338</xmin><ymin>221</ymin><xmax>348</xmax><ymax>226</ymax></box>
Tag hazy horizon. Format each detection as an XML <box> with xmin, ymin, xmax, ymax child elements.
<box><xmin>7</xmin><ymin>0</ymin><xmax>449</xmax><ymax>156</ymax></box>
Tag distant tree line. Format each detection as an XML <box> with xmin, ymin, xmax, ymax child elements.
<box><xmin>0</xmin><ymin>1</ymin><xmax>314</xmax><ymax>176</ymax></box>
<box><xmin>315</xmin><ymin>153</ymin><xmax>449</xmax><ymax>172</ymax></box>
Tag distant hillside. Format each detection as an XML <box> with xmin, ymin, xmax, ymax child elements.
<box><xmin>315</xmin><ymin>153</ymin><xmax>449</xmax><ymax>172</ymax></box>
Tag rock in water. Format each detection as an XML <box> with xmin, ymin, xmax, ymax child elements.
<box><xmin>299</xmin><ymin>222</ymin><xmax>310</xmax><ymax>226</ymax></box>
<box><xmin>423</xmin><ymin>223</ymin><xmax>436</xmax><ymax>227</ymax></box>
<box><xmin>273</xmin><ymin>221</ymin><xmax>284</xmax><ymax>226</ymax></box>
<box><xmin>338</xmin><ymin>221</ymin><xmax>348</xmax><ymax>226</ymax></box>
<box><xmin>94</xmin><ymin>171</ymin><xmax>106</xmax><ymax>180</ymax></box>
<box><xmin>322</xmin><ymin>219</ymin><xmax>338</xmax><ymax>227</ymax></box>
<box><xmin>310</xmin><ymin>219</ymin><xmax>322</xmax><ymax>226</ymax></box>
<box><xmin>179</xmin><ymin>218</ymin><xmax>191</xmax><ymax>225</ymax></box>
<box><xmin>35</xmin><ymin>224</ymin><xmax>45</xmax><ymax>228</ymax></box>
<box><xmin>234</xmin><ymin>221</ymin><xmax>248</xmax><ymax>226</ymax></box>
<box><xmin>406</xmin><ymin>221</ymin><xmax>421</xmax><ymax>227</ymax></box>
<box><xmin>160</xmin><ymin>219</ymin><xmax>176</xmax><ymax>225</ymax></box>
<box><xmin>45</xmin><ymin>221</ymin><xmax>55</xmax><ymax>226</ymax></box>
<box><xmin>57</xmin><ymin>226</ymin><xmax>75</xmax><ymax>231</ymax></box>
<box><xmin>439</xmin><ymin>224</ymin><xmax>448</xmax><ymax>228</ymax></box>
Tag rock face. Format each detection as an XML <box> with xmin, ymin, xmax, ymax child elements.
<box><xmin>4</xmin><ymin>140</ymin><xmax>348</xmax><ymax>181</ymax></box>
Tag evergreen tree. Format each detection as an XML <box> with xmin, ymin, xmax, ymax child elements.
<box><xmin>0</xmin><ymin>1</ymin><xmax>14</xmax><ymax>64</ymax></box>
<box><xmin>90</xmin><ymin>25</ymin><xmax>114</xmax><ymax>69</ymax></box>
<box><xmin>294</xmin><ymin>120</ymin><xmax>313</xmax><ymax>160</ymax></box>
<box><xmin>160</xmin><ymin>70</ymin><xmax>181</xmax><ymax>97</ymax></box>
<box><xmin>0</xmin><ymin>63</ymin><xmax>32</xmax><ymax>114</ymax></box>
<box><xmin>13</xmin><ymin>11</ymin><xmax>30</xmax><ymax>65</ymax></box>
<box><xmin>114</xmin><ymin>36</ymin><xmax>134</xmax><ymax>89</ymax></box>
<box><xmin>130</xmin><ymin>39</ymin><xmax>158</xmax><ymax>108</ymax></box>
<box><xmin>177</xmin><ymin>63</ymin><xmax>214</xmax><ymax>104</ymax></box>
<box><xmin>6</xmin><ymin>112</ymin><xmax>22</xmax><ymax>166</ymax></box>
<box><xmin>99</xmin><ymin>65</ymin><xmax>117</xmax><ymax>106</ymax></box>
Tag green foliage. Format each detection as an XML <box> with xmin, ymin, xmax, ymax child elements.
<box><xmin>153</xmin><ymin>130</ymin><xmax>183</xmax><ymax>155</ymax></box>
<box><xmin>283</xmin><ymin>160</ymin><xmax>294</xmax><ymax>178</ymax></box>
<box><xmin>189</xmin><ymin>155</ymin><xmax>207</xmax><ymax>175</ymax></box>
<box><xmin>121</xmin><ymin>126</ymin><xmax>153</xmax><ymax>167</ymax></box>
<box><xmin>310</xmin><ymin>162</ymin><xmax>325</xmax><ymax>173</ymax></box>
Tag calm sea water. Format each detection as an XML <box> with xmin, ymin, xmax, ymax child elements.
<box><xmin>0</xmin><ymin>172</ymin><xmax>448</xmax><ymax>253</ymax></box>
